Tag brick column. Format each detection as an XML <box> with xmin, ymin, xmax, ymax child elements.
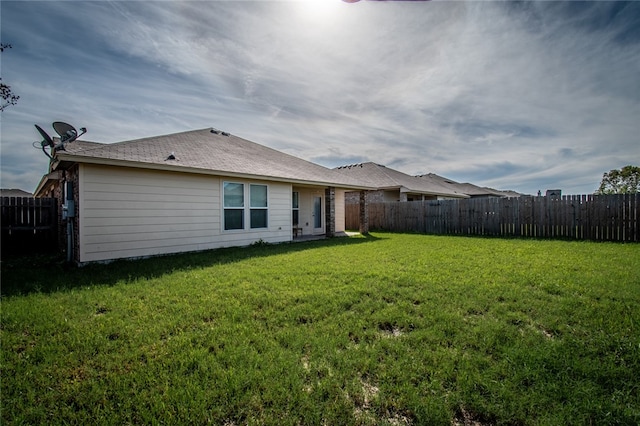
<box><xmin>359</xmin><ymin>190</ymin><xmax>369</xmax><ymax>235</ymax></box>
<box><xmin>325</xmin><ymin>186</ymin><xmax>336</xmax><ymax>237</ymax></box>
<box><xmin>70</xmin><ymin>165</ymin><xmax>80</xmax><ymax>264</ymax></box>
<box><xmin>61</xmin><ymin>166</ymin><xmax>81</xmax><ymax>264</ymax></box>
<box><xmin>53</xmin><ymin>175</ymin><xmax>65</xmax><ymax>254</ymax></box>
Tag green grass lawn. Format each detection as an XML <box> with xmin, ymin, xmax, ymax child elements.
<box><xmin>2</xmin><ymin>233</ymin><xmax>639</xmax><ymax>425</ymax></box>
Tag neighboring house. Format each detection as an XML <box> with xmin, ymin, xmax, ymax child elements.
<box><xmin>416</xmin><ymin>173</ymin><xmax>520</xmax><ymax>198</ymax></box>
<box><xmin>334</xmin><ymin>162</ymin><xmax>469</xmax><ymax>204</ymax></box>
<box><xmin>34</xmin><ymin>128</ymin><xmax>371</xmax><ymax>264</ymax></box>
<box><xmin>497</xmin><ymin>189</ymin><xmax>523</xmax><ymax>198</ymax></box>
<box><xmin>0</xmin><ymin>188</ymin><xmax>33</xmax><ymax>197</ymax></box>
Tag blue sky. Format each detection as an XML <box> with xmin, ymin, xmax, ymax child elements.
<box><xmin>1</xmin><ymin>0</ymin><xmax>639</xmax><ymax>195</ymax></box>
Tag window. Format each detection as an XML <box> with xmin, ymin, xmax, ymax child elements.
<box><xmin>250</xmin><ymin>184</ymin><xmax>268</xmax><ymax>229</ymax></box>
<box><xmin>292</xmin><ymin>191</ymin><xmax>299</xmax><ymax>226</ymax></box>
<box><xmin>223</xmin><ymin>182</ymin><xmax>244</xmax><ymax>230</ymax></box>
<box><xmin>223</xmin><ymin>182</ymin><xmax>269</xmax><ymax>231</ymax></box>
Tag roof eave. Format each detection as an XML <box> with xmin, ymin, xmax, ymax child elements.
<box><xmin>398</xmin><ymin>186</ymin><xmax>469</xmax><ymax>198</ymax></box>
<box><xmin>33</xmin><ymin>170</ymin><xmax>62</xmax><ymax>198</ymax></box>
<box><xmin>54</xmin><ymin>153</ymin><xmax>375</xmax><ymax>191</ymax></box>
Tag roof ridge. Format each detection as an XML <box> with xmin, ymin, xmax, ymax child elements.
<box><xmin>103</xmin><ymin>128</ymin><xmax>213</xmax><ymax>147</ymax></box>
<box><xmin>225</xmin><ymin>131</ymin><xmax>354</xmax><ymax>174</ymax></box>
<box><xmin>335</xmin><ymin>161</ymin><xmax>376</xmax><ymax>170</ymax></box>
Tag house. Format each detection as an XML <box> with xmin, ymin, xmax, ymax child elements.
<box><xmin>495</xmin><ymin>189</ymin><xmax>522</xmax><ymax>198</ymax></box>
<box><xmin>34</xmin><ymin>128</ymin><xmax>372</xmax><ymax>264</ymax></box>
<box><xmin>416</xmin><ymin>173</ymin><xmax>520</xmax><ymax>198</ymax></box>
<box><xmin>334</xmin><ymin>162</ymin><xmax>469</xmax><ymax>204</ymax></box>
<box><xmin>0</xmin><ymin>188</ymin><xmax>33</xmax><ymax>197</ymax></box>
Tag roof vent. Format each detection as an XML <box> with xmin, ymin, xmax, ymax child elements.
<box><xmin>337</xmin><ymin>163</ymin><xmax>364</xmax><ymax>169</ymax></box>
<box><xmin>210</xmin><ymin>128</ymin><xmax>230</xmax><ymax>136</ymax></box>
<box><xmin>165</xmin><ymin>151</ymin><xmax>178</xmax><ymax>161</ymax></box>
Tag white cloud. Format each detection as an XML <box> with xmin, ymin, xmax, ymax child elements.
<box><xmin>1</xmin><ymin>1</ymin><xmax>638</xmax><ymax>195</ymax></box>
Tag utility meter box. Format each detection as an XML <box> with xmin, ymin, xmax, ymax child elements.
<box><xmin>63</xmin><ymin>200</ymin><xmax>75</xmax><ymax>219</ymax></box>
<box><xmin>63</xmin><ymin>181</ymin><xmax>75</xmax><ymax>218</ymax></box>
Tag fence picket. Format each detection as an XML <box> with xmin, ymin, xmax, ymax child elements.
<box><xmin>632</xmin><ymin>193</ymin><xmax>638</xmax><ymax>242</ymax></box>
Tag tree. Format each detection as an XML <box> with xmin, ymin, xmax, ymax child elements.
<box><xmin>595</xmin><ymin>165</ymin><xmax>640</xmax><ymax>194</ymax></box>
<box><xmin>0</xmin><ymin>43</ymin><xmax>20</xmax><ymax>112</ymax></box>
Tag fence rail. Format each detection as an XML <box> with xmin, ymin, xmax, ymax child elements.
<box><xmin>1</xmin><ymin>197</ymin><xmax>58</xmax><ymax>255</ymax></box>
<box><xmin>346</xmin><ymin>194</ymin><xmax>639</xmax><ymax>242</ymax></box>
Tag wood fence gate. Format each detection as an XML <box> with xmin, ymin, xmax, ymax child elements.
<box><xmin>346</xmin><ymin>194</ymin><xmax>639</xmax><ymax>242</ymax></box>
<box><xmin>1</xmin><ymin>197</ymin><xmax>58</xmax><ymax>256</ymax></box>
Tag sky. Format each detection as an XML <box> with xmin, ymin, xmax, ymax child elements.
<box><xmin>1</xmin><ymin>0</ymin><xmax>639</xmax><ymax>196</ymax></box>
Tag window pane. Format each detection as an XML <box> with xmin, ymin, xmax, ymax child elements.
<box><xmin>293</xmin><ymin>210</ymin><xmax>299</xmax><ymax>226</ymax></box>
<box><xmin>250</xmin><ymin>209</ymin><xmax>267</xmax><ymax>229</ymax></box>
<box><xmin>224</xmin><ymin>182</ymin><xmax>244</xmax><ymax>207</ymax></box>
<box><xmin>250</xmin><ymin>185</ymin><xmax>267</xmax><ymax>208</ymax></box>
<box><xmin>224</xmin><ymin>209</ymin><xmax>244</xmax><ymax>230</ymax></box>
<box><xmin>292</xmin><ymin>192</ymin><xmax>299</xmax><ymax>209</ymax></box>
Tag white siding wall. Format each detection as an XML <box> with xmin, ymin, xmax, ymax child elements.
<box><xmin>79</xmin><ymin>165</ymin><xmax>291</xmax><ymax>263</ymax></box>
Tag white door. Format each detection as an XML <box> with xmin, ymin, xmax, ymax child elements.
<box><xmin>313</xmin><ymin>196</ymin><xmax>323</xmax><ymax>233</ymax></box>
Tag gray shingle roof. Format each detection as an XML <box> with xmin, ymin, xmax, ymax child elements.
<box><xmin>417</xmin><ymin>173</ymin><xmax>511</xmax><ymax>197</ymax></box>
<box><xmin>446</xmin><ymin>182</ymin><xmax>505</xmax><ymax>197</ymax></box>
<box><xmin>56</xmin><ymin>128</ymin><xmax>371</xmax><ymax>189</ymax></box>
<box><xmin>0</xmin><ymin>188</ymin><xmax>33</xmax><ymax>197</ymax></box>
<box><xmin>334</xmin><ymin>162</ymin><xmax>468</xmax><ymax>198</ymax></box>
<box><xmin>494</xmin><ymin>189</ymin><xmax>522</xmax><ymax>197</ymax></box>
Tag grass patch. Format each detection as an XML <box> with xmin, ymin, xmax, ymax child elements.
<box><xmin>2</xmin><ymin>233</ymin><xmax>639</xmax><ymax>424</ymax></box>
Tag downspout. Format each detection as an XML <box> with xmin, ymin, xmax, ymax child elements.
<box><xmin>67</xmin><ymin>217</ymin><xmax>74</xmax><ymax>263</ymax></box>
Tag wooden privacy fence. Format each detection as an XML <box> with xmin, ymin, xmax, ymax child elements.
<box><xmin>346</xmin><ymin>194</ymin><xmax>639</xmax><ymax>242</ymax></box>
<box><xmin>1</xmin><ymin>197</ymin><xmax>58</xmax><ymax>255</ymax></box>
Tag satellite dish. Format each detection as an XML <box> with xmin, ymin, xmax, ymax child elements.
<box><xmin>51</xmin><ymin>121</ymin><xmax>87</xmax><ymax>151</ymax></box>
<box><xmin>35</xmin><ymin>124</ymin><xmax>54</xmax><ymax>148</ymax></box>
<box><xmin>53</xmin><ymin>121</ymin><xmax>78</xmax><ymax>143</ymax></box>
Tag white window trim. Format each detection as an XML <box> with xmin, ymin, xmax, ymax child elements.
<box><xmin>249</xmin><ymin>184</ymin><xmax>268</xmax><ymax>229</ymax></box>
<box><xmin>223</xmin><ymin>181</ymin><xmax>245</xmax><ymax>231</ymax></box>
<box><xmin>222</xmin><ymin>181</ymin><xmax>269</xmax><ymax>232</ymax></box>
<box><xmin>292</xmin><ymin>191</ymin><xmax>300</xmax><ymax>226</ymax></box>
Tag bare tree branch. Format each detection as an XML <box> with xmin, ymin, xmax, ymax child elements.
<box><xmin>0</xmin><ymin>43</ymin><xmax>20</xmax><ymax>112</ymax></box>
